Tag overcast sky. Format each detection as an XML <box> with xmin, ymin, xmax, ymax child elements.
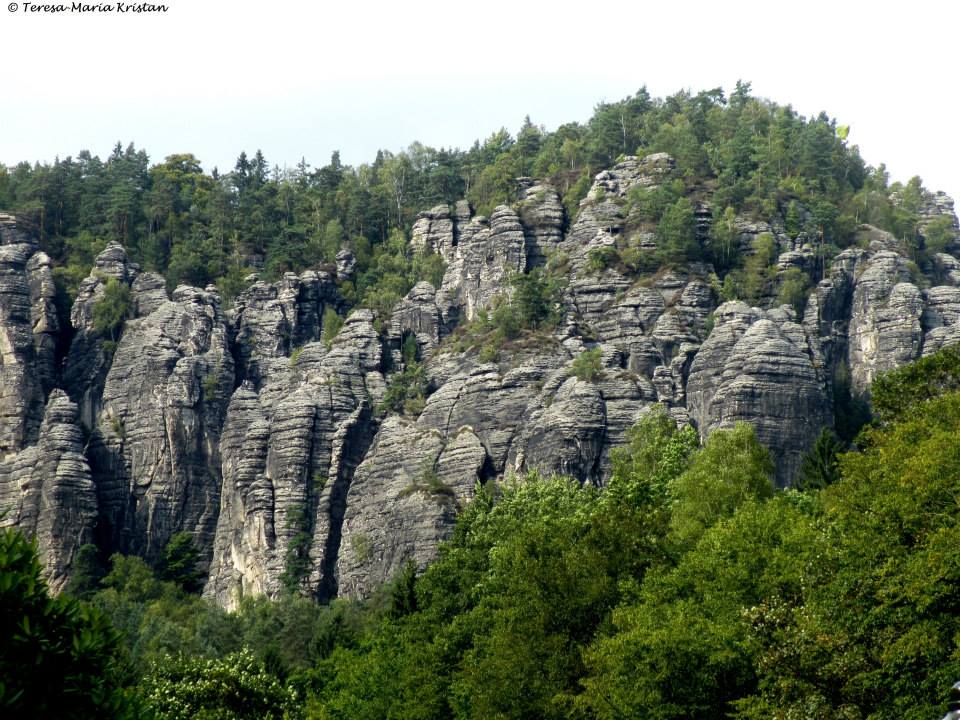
<box><xmin>2</xmin><ymin>0</ymin><xmax>958</xmax><ymax>201</ymax></box>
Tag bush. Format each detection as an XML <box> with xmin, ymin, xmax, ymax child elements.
<box><xmin>279</xmin><ymin>506</ymin><xmax>313</xmax><ymax>596</ymax></box>
<box><xmin>0</xmin><ymin>527</ymin><xmax>138</xmax><ymax>718</ymax></box>
<box><xmin>571</xmin><ymin>347</ymin><xmax>603</xmax><ymax>381</ymax></box>
<box><xmin>508</xmin><ymin>267</ymin><xmax>565</xmax><ymax>331</ymax></box>
<box><xmin>92</xmin><ymin>277</ymin><xmax>132</xmax><ymax>341</ymax></box>
<box><xmin>795</xmin><ymin>427</ymin><xmax>842</xmax><ymax>490</ymax></box>
<box><xmin>321</xmin><ymin>307</ymin><xmax>343</xmax><ymax>349</ymax></box>
<box><xmin>377</xmin><ymin>362</ymin><xmax>427</xmax><ymax>416</ymax></box>
<box><xmin>871</xmin><ymin>343</ymin><xmax>960</xmax><ymax>424</ymax></box>
<box><xmin>140</xmin><ymin>649</ymin><xmax>300</xmax><ymax>720</ymax></box>
<box><xmin>656</xmin><ymin>197</ymin><xmax>697</xmax><ymax>263</ymax></box>
<box><xmin>160</xmin><ymin>532</ymin><xmax>203</xmax><ymax>594</ymax></box>
<box><xmin>586</xmin><ymin>246</ymin><xmax>619</xmax><ymax>274</ymax></box>
<box><xmin>776</xmin><ymin>267</ymin><xmax>811</xmax><ymax>319</ymax></box>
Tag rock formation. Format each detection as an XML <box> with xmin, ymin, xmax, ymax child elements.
<box><xmin>3</xmin><ymin>153</ymin><xmax>960</xmax><ymax>602</ymax></box>
<box><xmin>0</xmin><ymin>390</ymin><xmax>97</xmax><ymax>593</ymax></box>
<box><xmin>91</xmin><ymin>284</ymin><xmax>234</xmax><ymax>563</ymax></box>
<box><xmin>205</xmin><ymin>310</ymin><xmax>385</xmax><ymax>608</ymax></box>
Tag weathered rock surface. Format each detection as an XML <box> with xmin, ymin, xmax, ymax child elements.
<box><xmin>518</xmin><ymin>183</ymin><xmax>564</xmax><ymax>267</ymax></box>
<box><xmin>63</xmin><ymin>242</ymin><xmax>140</xmax><ymax>431</ymax></box>
<box><xmin>687</xmin><ymin>303</ymin><xmax>830</xmax><ymax>486</ymax></box>
<box><xmin>335</xmin><ymin>248</ymin><xmax>356</xmax><ymax>281</ymax></box>
<box><xmin>0</xmin><ymin>238</ymin><xmax>52</xmax><ymax>453</ymax></box>
<box><xmin>4</xmin><ymin>162</ymin><xmax>960</xmax><ymax>605</ymax></box>
<box><xmin>91</xmin><ymin>285</ymin><xmax>234</xmax><ymax>562</ymax></box>
<box><xmin>933</xmin><ymin>253</ymin><xmax>960</xmax><ymax>286</ymax></box>
<box><xmin>230</xmin><ymin>270</ymin><xmax>340</xmax><ymax>386</ymax></box>
<box><xmin>411</xmin><ymin>205</ymin><xmax>456</xmax><ymax>258</ymax></box>
<box><xmin>591</xmin><ymin>153</ymin><xmax>676</xmax><ymax>197</ymax></box>
<box><xmin>846</xmin><ymin>252</ymin><xmax>923</xmax><ymax>394</ymax></box>
<box><xmin>436</xmin><ymin>205</ymin><xmax>527</xmax><ymax>325</ymax></box>
<box><xmin>0</xmin><ymin>391</ymin><xmax>97</xmax><ymax>592</ymax></box>
<box><xmin>205</xmin><ymin>310</ymin><xmax>386</xmax><ymax>608</ymax></box>
<box><xmin>336</xmin><ymin>419</ymin><xmax>485</xmax><ymax>599</ymax></box>
<box><xmin>388</xmin><ymin>282</ymin><xmax>442</xmax><ymax>360</ymax></box>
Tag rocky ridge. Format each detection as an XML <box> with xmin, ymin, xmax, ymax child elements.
<box><xmin>2</xmin><ymin>158</ymin><xmax>960</xmax><ymax>602</ymax></box>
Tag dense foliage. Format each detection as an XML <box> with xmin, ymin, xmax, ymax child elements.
<box><xmin>5</xmin><ymin>83</ymin><xmax>960</xmax><ymax>717</ymax></box>
<box><xmin>299</xmin><ymin>359</ymin><xmax>960</xmax><ymax>719</ymax></box>
<box><xmin>0</xmin><ymin>528</ymin><xmax>139</xmax><ymax>719</ymax></box>
<box><xmin>8</xmin><ymin>348</ymin><xmax>960</xmax><ymax>717</ymax></box>
<box><xmin>3</xmin><ymin>82</ymin><xmax>952</xmax><ymax>334</ymax></box>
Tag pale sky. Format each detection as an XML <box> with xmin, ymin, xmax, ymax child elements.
<box><xmin>1</xmin><ymin>0</ymin><xmax>958</xmax><ymax>202</ymax></box>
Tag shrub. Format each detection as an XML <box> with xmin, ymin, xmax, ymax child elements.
<box><xmin>871</xmin><ymin>343</ymin><xmax>960</xmax><ymax>424</ymax></box>
<box><xmin>776</xmin><ymin>267</ymin><xmax>811</xmax><ymax>319</ymax></box>
<box><xmin>571</xmin><ymin>347</ymin><xmax>603</xmax><ymax>382</ymax></box>
<box><xmin>321</xmin><ymin>307</ymin><xmax>343</xmax><ymax>349</ymax></box>
<box><xmin>160</xmin><ymin>532</ymin><xmax>203</xmax><ymax>594</ymax></box>
<box><xmin>377</xmin><ymin>362</ymin><xmax>427</xmax><ymax>416</ymax></box>
<box><xmin>0</xmin><ymin>527</ymin><xmax>137</xmax><ymax>718</ymax></box>
<box><xmin>279</xmin><ymin>506</ymin><xmax>313</xmax><ymax>595</ymax></box>
<box><xmin>140</xmin><ymin>649</ymin><xmax>300</xmax><ymax>720</ymax></box>
<box><xmin>586</xmin><ymin>246</ymin><xmax>619</xmax><ymax>274</ymax></box>
<box><xmin>92</xmin><ymin>277</ymin><xmax>132</xmax><ymax>341</ymax></box>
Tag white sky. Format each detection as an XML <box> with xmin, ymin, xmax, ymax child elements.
<box><xmin>1</xmin><ymin>0</ymin><xmax>958</xmax><ymax>202</ymax></box>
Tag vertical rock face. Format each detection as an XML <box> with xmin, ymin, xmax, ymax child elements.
<box><xmin>0</xmin><ymin>391</ymin><xmax>97</xmax><ymax>593</ymax></box>
<box><xmin>388</xmin><ymin>282</ymin><xmax>442</xmax><ymax>359</ymax></box>
<box><xmin>230</xmin><ymin>270</ymin><xmax>340</xmax><ymax>386</ymax></box>
<box><xmin>26</xmin><ymin>251</ymin><xmax>61</xmax><ymax>397</ymax></box>
<box><xmin>0</xmin><ymin>239</ymin><xmax>49</xmax><ymax>453</ymax></box>
<box><xmin>919</xmin><ymin>190</ymin><xmax>960</xmax><ymax>253</ymax></box>
<box><xmin>687</xmin><ymin>303</ymin><xmax>833</xmax><ymax>487</ymax></box>
<box><xmin>0</xmin><ymin>217</ymin><xmax>59</xmax><ymax>456</ymax></box>
<box><xmin>410</xmin><ymin>205</ymin><xmax>456</xmax><ymax>258</ymax></box>
<box><xmin>687</xmin><ymin>303</ymin><xmax>830</xmax><ymax>486</ymax></box>
<box><xmin>4</xmin><ymin>158</ymin><xmax>960</xmax><ymax>604</ymax></box>
<box><xmin>335</xmin><ymin>357</ymin><xmax>570</xmax><ymax>598</ymax></box>
<box><xmin>436</xmin><ymin>205</ymin><xmax>527</xmax><ymax>325</ymax></box>
<box><xmin>63</xmin><ymin>242</ymin><xmax>139</xmax><ymax>431</ymax></box>
<box><xmin>518</xmin><ymin>183</ymin><xmax>564</xmax><ymax>267</ymax></box>
<box><xmin>558</xmin><ymin>155</ymin><xmax>690</xmax><ymax>330</ymax></box>
<box><xmin>92</xmin><ymin>285</ymin><xmax>234</xmax><ymax>562</ymax></box>
<box><xmin>205</xmin><ymin>310</ymin><xmax>386</xmax><ymax>609</ymax></box>
<box><xmin>509</xmin><ymin>376</ymin><xmax>607</xmax><ymax>484</ymax></box>
<box><xmin>846</xmin><ymin>252</ymin><xmax>923</xmax><ymax>394</ymax></box>
<box><xmin>335</xmin><ymin>418</ymin><xmax>483</xmax><ymax>599</ymax></box>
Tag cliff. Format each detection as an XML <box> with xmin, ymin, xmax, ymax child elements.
<box><xmin>1</xmin><ymin>158</ymin><xmax>958</xmax><ymax>603</ymax></box>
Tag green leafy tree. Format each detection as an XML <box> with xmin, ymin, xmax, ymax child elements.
<box><xmin>279</xmin><ymin>506</ymin><xmax>313</xmax><ymax>596</ymax></box>
<box><xmin>924</xmin><ymin>214</ymin><xmax>958</xmax><ymax>254</ymax></box>
<box><xmin>669</xmin><ymin>422</ymin><xmax>774</xmax><ymax>548</ymax></box>
<box><xmin>0</xmin><ymin>527</ymin><xmax>138</xmax><ymax>719</ymax></box>
<box><xmin>508</xmin><ymin>267</ymin><xmax>564</xmax><ymax>330</ymax></box>
<box><xmin>570</xmin><ymin>347</ymin><xmax>603</xmax><ymax>381</ymax></box>
<box><xmin>656</xmin><ymin>197</ymin><xmax>697</xmax><ymax>263</ymax></box>
<box><xmin>141</xmin><ymin>649</ymin><xmax>300</xmax><ymax>720</ymax></box>
<box><xmin>871</xmin><ymin>343</ymin><xmax>960</xmax><ymax>424</ymax></box>
<box><xmin>776</xmin><ymin>267</ymin><xmax>811</xmax><ymax>319</ymax></box>
<box><xmin>64</xmin><ymin>543</ymin><xmax>107</xmax><ymax>599</ymax></box>
<box><xmin>795</xmin><ymin>427</ymin><xmax>842</xmax><ymax>490</ymax></box>
<box><xmin>321</xmin><ymin>306</ymin><xmax>344</xmax><ymax>348</ymax></box>
<box><xmin>160</xmin><ymin>532</ymin><xmax>203</xmax><ymax>594</ymax></box>
<box><xmin>92</xmin><ymin>277</ymin><xmax>132</xmax><ymax>342</ymax></box>
<box><xmin>709</xmin><ymin>205</ymin><xmax>739</xmax><ymax>272</ymax></box>
<box><xmin>581</xmin><ymin>494</ymin><xmax>817</xmax><ymax>720</ymax></box>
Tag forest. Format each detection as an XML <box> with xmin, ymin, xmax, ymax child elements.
<box><xmin>2</xmin><ymin>82</ymin><xmax>960</xmax><ymax>719</ymax></box>
<box><xmin>4</xmin><ymin>345</ymin><xmax>960</xmax><ymax>719</ymax></box>
<box><xmin>2</xmin><ymin>81</ymin><xmax>952</xmax><ymax>333</ymax></box>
